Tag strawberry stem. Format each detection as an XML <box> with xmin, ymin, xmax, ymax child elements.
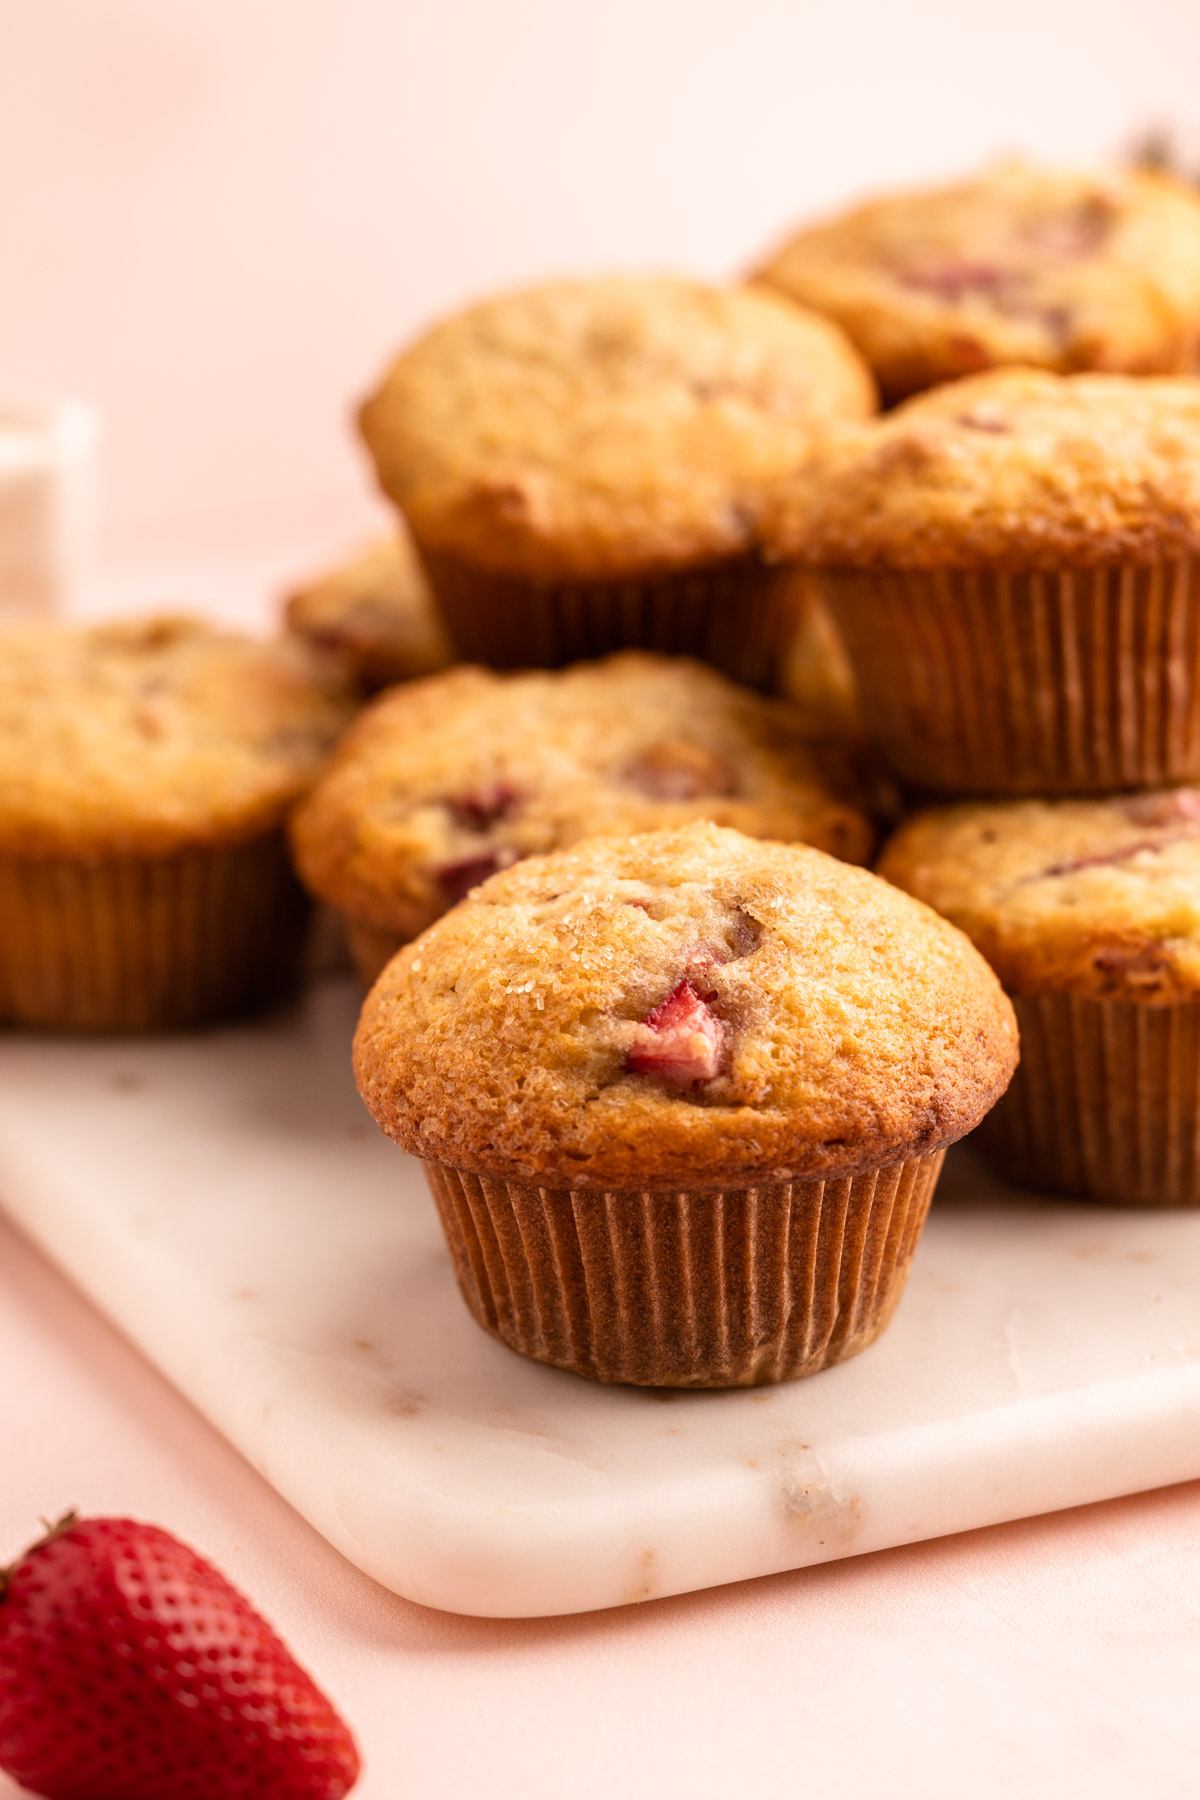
<box><xmin>0</xmin><ymin>1510</ymin><xmax>78</xmax><ymax>1601</ymax></box>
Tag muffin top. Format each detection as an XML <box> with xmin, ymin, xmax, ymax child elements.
<box><xmin>354</xmin><ymin>821</ymin><xmax>1016</xmax><ymax>1188</ymax></box>
<box><xmin>754</xmin><ymin>164</ymin><xmax>1200</xmax><ymax>402</ymax></box>
<box><xmin>284</xmin><ymin>531</ymin><xmax>454</xmax><ymax>694</ymax></box>
<box><xmin>878</xmin><ymin>789</ymin><xmax>1200</xmax><ymax>1002</ymax></box>
<box><xmin>0</xmin><ymin>617</ymin><xmax>353</xmax><ymax>858</ymax></box>
<box><xmin>770</xmin><ymin>369</ymin><xmax>1200</xmax><ymax>570</ymax></box>
<box><xmin>290</xmin><ymin>652</ymin><xmax>879</xmax><ymax>941</ymax></box>
<box><xmin>358</xmin><ymin>276</ymin><xmax>876</xmax><ymax>582</ymax></box>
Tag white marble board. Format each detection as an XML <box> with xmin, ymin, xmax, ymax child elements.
<box><xmin>1</xmin><ymin>976</ymin><xmax>1199</xmax><ymax>1618</ymax></box>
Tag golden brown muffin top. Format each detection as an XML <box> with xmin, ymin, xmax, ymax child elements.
<box><xmin>290</xmin><ymin>652</ymin><xmax>878</xmax><ymax>943</ymax></box>
<box><xmin>0</xmin><ymin>616</ymin><xmax>353</xmax><ymax>858</ymax></box>
<box><xmin>878</xmin><ymin>789</ymin><xmax>1200</xmax><ymax>1002</ymax></box>
<box><xmin>283</xmin><ymin>531</ymin><xmax>454</xmax><ymax>694</ymax></box>
<box><xmin>754</xmin><ymin>164</ymin><xmax>1200</xmax><ymax>402</ymax></box>
<box><xmin>354</xmin><ymin>821</ymin><xmax>1017</xmax><ymax>1188</ymax></box>
<box><xmin>358</xmin><ymin>276</ymin><xmax>876</xmax><ymax>582</ymax></box>
<box><xmin>768</xmin><ymin>368</ymin><xmax>1200</xmax><ymax>570</ymax></box>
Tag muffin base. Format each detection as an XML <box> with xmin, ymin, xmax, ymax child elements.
<box><xmin>0</xmin><ymin>833</ymin><xmax>310</xmax><ymax>1031</ymax></box>
<box><xmin>417</xmin><ymin>548</ymin><xmax>805</xmax><ymax>692</ymax></box>
<box><xmin>422</xmin><ymin>1152</ymin><xmax>944</xmax><ymax>1387</ymax></box>
<box><xmin>820</xmin><ymin>559</ymin><xmax>1200</xmax><ymax>794</ymax></box>
<box><xmin>976</xmin><ymin>992</ymin><xmax>1200</xmax><ymax>1204</ymax></box>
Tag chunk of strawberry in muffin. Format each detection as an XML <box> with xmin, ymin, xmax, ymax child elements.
<box><xmin>437</xmin><ymin>848</ymin><xmax>519</xmax><ymax>902</ymax></box>
<box><xmin>624</xmin><ymin>738</ymin><xmax>736</xmax><ymax>801</ymax></box>
<box><xmin>898</xmin><ymin>261</ymin><xmax>1014</xmax><ymax>302</ymax></box>
<box><xmin>447</xmin><ymin>783</ymin><xmax>518</xmax><ymax>830</ymax></box>
<box><xmin>628</xmin><ymin>979</ymin><xmax>725</xmax><ymax>1086</ymax></box>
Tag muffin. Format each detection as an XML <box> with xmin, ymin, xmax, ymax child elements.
<box><xmin>0</xmin><ymin>616</ymin><xmax>352</xmax><ymax>1030</ymax></box>
<box><xmin>354</xmin><ymin>821</ymin><xmax>1017</xmax><ymax>1386</ymax></box>
<box><xmin>753</xmin><ymin>163</ymin><xmax>1200</xmax><ymax>402</ymax></box>
<box><xmin>772</xmin><ymin>368</ymin><xmax>1200</xmax><ymax>794</ymax></box>
<box><xmin>879</xmin><ymin>789</ymin><xmax>1200</xmax><ymax>1203</ymax></box>
<box><xmin>357</xmin><ymin>275</ymin><xmax>875</xmax><ymax>689</ymax></box>
<box><xmin>283</xmin><ymin>530</ymin><xmax>454</xmax><ymax>695</ymax></box>
<box><xmin>290</xmin><ymin>651</ymin><xmax>879</xmax><ymax>984</ymax></box>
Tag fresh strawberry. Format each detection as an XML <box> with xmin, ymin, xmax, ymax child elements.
<box><xmin>0</xmin><ymin>1514</ymin><xmax>360</xmax><ymax>1800</ymax></box>
<box><xmin>628</xmin><ymin>978</ymin><xmax>725</xmax><ymax>1086</ymax></box>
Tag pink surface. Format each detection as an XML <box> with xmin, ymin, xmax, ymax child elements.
<box><xmin>4</xmin><ymin>1196</ymin><xmax>1200</xmax><ymax>1799</ymax></box>
<box><xmin>10</xmin><ymin>479</ymin><xmax>1200</xmax><ymax>1797</ymax></box>
<box><xmin>6</xmin><ymin>0</ymin><xmax>1200</xmax><ymax>537</ymax></box>
<box><xmin>9</xmin><ymin>8</ymin><xmax>1200</xmax><ymax>1783</ymax></box>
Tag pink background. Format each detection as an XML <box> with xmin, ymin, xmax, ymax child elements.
<box><xmin>6</xmin><ymin>0</ymin><xmax>1200</xmax><ymax>543</ymax></box>
<box><xmin>7</xmin><ymin>3</ymin><xmax>1200</xmax><ymax>1792</ymax></box>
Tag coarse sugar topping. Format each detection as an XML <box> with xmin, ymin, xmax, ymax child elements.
<box><xmin>353</xmin><ymin>821</ymin><xmax>1016</xmax><ymax>1187</ymax></box>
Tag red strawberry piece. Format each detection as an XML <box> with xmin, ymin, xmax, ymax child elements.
<box><xmin>1023</xmin><ymin>201</ymin><xmax>1112</xmax><ymax>259</ymax></box>
<box><xmin>0</xmin><ymin>1514</ymin><xmax>360</xmax><ymax>1800</ymax></box>
<box><xmin>447</xmin><ymin>783</ymin><xmax>518</xmax><ymax>830</ymax></box>
<box><xmin>623</xmin><ymin>740</ymin><xmax>735</xmax><ymax>802</ymax></box>
<box><xmin>1123</xmin><ymin>789</ymin><xmax>1200</xmax><ymax>827</ymax></box>
<box><xmin>898</xmin><ymin>261</ymin><xmax>1015</xmax><ymax>302</ymax></box>
<box><xmin>628</xmin><ymin>979</ymin><xmax>725</xmax><ymax>1086</ymax></box>
<box><xmin>436</xmin><ymin>846</ymin><xmax>519</xmax><ymax>902</ymax></box>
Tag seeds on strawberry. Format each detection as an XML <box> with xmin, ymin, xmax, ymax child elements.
<box><xmin>627</xmin><ymin>979</ymin><xmax>726</xmax><ymax>1086</ymax></box>
<box><xmin>0</xmin><ymin>1514</ymin><xmax>360</xmax><ymax>1800</ymax></box>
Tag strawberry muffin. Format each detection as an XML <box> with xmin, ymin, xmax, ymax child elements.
<box><xmin>354</xmin><ymin>821</ymin><xmax>1017</xmax><ymax>1385</ymax></box>
<box><xmin>290</xmin><ymin>651</ymin><xmax>879</xmax><ymax>983</ymax></box>
<box><xmin>773</xmin><ymin>368</ymin><xmax>1200</xmax><ymax>794</ymax></box>
<box><xmin>754</xmin><ymin>163</ymin><xmax>1200</xmax><ymax>402</ymax></box>
<box><xmin>0</xmin><ymin>616</ymin><xmax>351</xmax><ymax>1030</ymax></box>
<box><xmin>358</xmin><ymin>275</ymin><xmax>875</xmax><ymax>689</ymax></box>
<box><xmin>284</xmin><ymin>529</ymin><xmax>454</xmax><ymax>695</ymax></box>
<box><xmin>879</xmin><ymin>789</ymin><xmax>1200</xmax><ymax>1203</ymax></box>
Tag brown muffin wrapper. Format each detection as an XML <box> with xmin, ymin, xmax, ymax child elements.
<box><xmin>976</xmin><ymin>992</ymin><xmax>1200</xmax><ymax>1205</ymax></box>
<box><xmin>417</xmin><ymin>548</ymin><xmax>807</xmax><ymax>692</ymax></box>
<box><xmin>0</xmin><ymin>832</ymin><xmax>309</xmax><ymax>1031</ymax></box>
<box><xmin>344</xmin><ymin>918</ymin><xmax>406</xmax><ymax>989</ymax></box>
<box><xmin>819</xmin><ymin>559</ymin><xmax>1200</xmax><ymax>794</ymax></box>
<box><xmin>422</xmin><ymin>1150</ymin><xmax>945</xmax><ymax>1387</ymax></box>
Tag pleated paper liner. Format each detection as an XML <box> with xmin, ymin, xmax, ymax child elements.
<box><xmin>417</xmin><ymin>548</ymin><xmax>806</xmax><ymax>692</ymax></box>
<box><xmin>345</xmin><ymin>918</ymin><xmax>405</xmax><ymax>989</ymax></box>
<box><xmin>422</xmin><ymin>1151</ymin><xmax>945</xmax><ymax>1387</ymax></box>
<box><xmin>818</xmin><ymin>558</ymin><xmax>1200</xmax><ymax>794</ymax></box>
<box><xmin>0</xmin><ymin>832</ymin><xmax>309</xmax><ymax>1031</ymax></box>
<box><xmin>976</xmin><ymin>992</ymin><xmax>1200</xmax><ymax>1205</ymax></box>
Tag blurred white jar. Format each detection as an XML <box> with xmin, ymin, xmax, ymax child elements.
<box><xmin>0</xmin><ymin>399</ymin><xmax>97</xmax><ymax>618</ymax></box>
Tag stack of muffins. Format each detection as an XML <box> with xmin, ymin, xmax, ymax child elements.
<box><xmin>11</xmin><ymin>155</ymin><xmax>1200</xmax><ymax>1391</ymax></box>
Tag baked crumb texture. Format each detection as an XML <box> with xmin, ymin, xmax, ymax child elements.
<box><xmin>283</xmin><ymin>531</ymin><xmax>455</xmax><ymax>695</ymax></box>
<box><xmin>354</xmin><ymin>821</ymin><xmax>1016</xmax><ymax>1384</ymax></box>
<box><xmin>0</xmin><ymin>617</ymin><xmax>352</xmax><ymax>1029</ymax></box>
<box><xmin>291</xmin><ymin>652</ymin><xmax>879</xmax><ymax>984</ymax></box>
<box><xmin>359</xmin><ymin>276</ymin><xmax>875</xmax><ymax>688</ymax></box>
<box><xmin>754</xmin><ymin>163</ymin><xmax>1200</xmax><ymax>402</ymax></box>
<box><xmin>880</xmin><ymin>792</ymin><xmax>1200</xmax><ymax>1202</ymax></box>
<box><xmin>773</xmin><ymin>369</ymin><xmax>1200</xmax><ymax>793</ymax></box>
